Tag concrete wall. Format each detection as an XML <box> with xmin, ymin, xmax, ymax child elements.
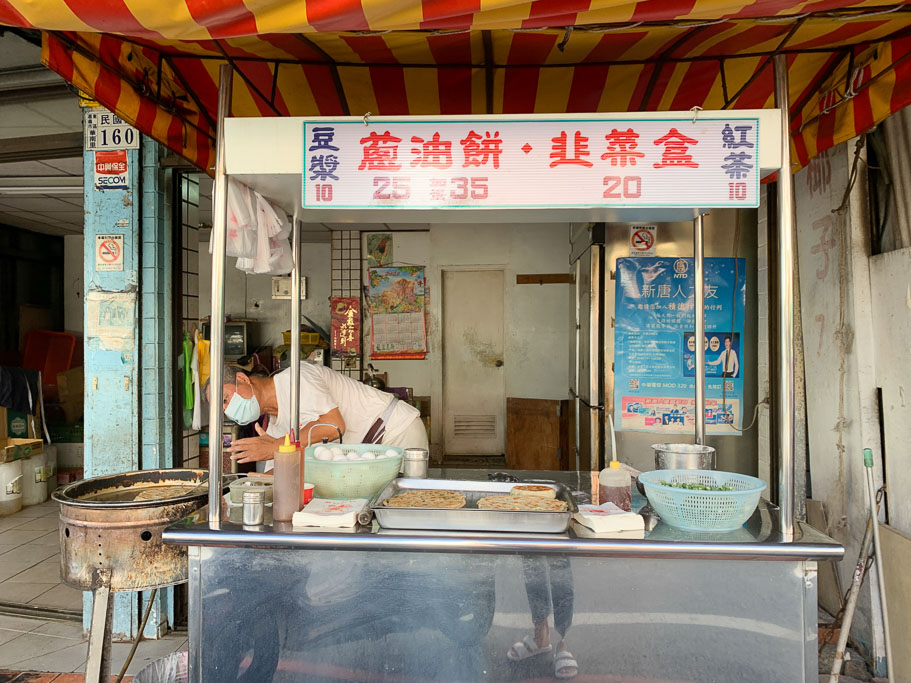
<box><xmin>63</xmin><ymin>234</ymin><xmax>83</xmax><ymax>335</ymax></box>
<box><xmin>198</xmin><ymin>239</ymin><xmax>332</xmax><ymax>350</ymax></box>
<box><xmin>794</xmin><ymin>140</ymin><xmax>889</xmax><ymax>670</ymax></box>
<box><xmin>869</xmin><ymin>248</ymin><xmax>911</xmax><ymax>533</ymax></box>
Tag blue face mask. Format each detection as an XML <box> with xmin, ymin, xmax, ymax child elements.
<box><xmin>224</xmin><ymin>383</ymin><xmax>261</xmax><ymax>425</ymax></box>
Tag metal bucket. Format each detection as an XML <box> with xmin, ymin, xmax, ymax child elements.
<box><xmin>52</xmin><ymin>469</ymin><xmax>222</xmax><ymax>591</ymax></box>
<box><xmin>650</xmin><ymin>443</ymin><xmax>716</xmax><ymax>471</ymax></box>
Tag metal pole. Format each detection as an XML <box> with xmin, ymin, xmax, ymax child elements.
<box><xmin>865</xmin><ymin>448</ymin><xmax>894</xmax><ymax>681</ymax></box>
<box><xmin>290</xmin><ymin>208</ymin><xmax>301</xmax><ymax>442</ymax></box>
<box><xmin>207</xmin><ymin>64</ymin><xmax>233</xmax><ymax>525</ymax></box>
<box><xmin>693</xmin><ymin>214</ymin><xmax>706</xmax><ymax>445</ymax></box>
<box><xmin>773</xmin><ymin>54</ymin><xmax>796</xmax><ymax>539</ymax></box>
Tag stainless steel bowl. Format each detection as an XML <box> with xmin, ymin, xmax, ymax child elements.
<box><xmin>651</xmin><ymin>443</ymin><xmax>716</xmax><ymax>470</ymax></box>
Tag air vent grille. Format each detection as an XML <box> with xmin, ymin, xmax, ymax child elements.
<box><xmin>453</xmin><ymin>415</ymin><xmax>496</xmax><ymax>438</ymax></box>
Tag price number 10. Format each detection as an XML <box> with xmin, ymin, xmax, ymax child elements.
<box><xmin>728</xmin><ymin>182</ymin><xmax>747</xmax><ymax>201</ymax></box>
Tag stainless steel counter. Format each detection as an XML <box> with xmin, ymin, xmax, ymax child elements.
<box><xmin>169</xmin><ymin>470</ymin><xmax>842</xmax><ymax>682</ymax></box>
<box><xmin>163</xmin><ymin>469</ymin><xmax>843</xmax><ymax>562</ymax></box>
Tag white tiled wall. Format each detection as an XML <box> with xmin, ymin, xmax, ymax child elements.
<box><xmin>180</xmin><ymin>175</ymin><xmax>200</xmax><ymax>468</ymax></box>
<box><xmin>330</xmin><ymin>231</ymin><xmax>361</xmax><ymax>378</ymax></box>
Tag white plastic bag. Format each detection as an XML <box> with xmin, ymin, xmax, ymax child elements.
<box><xmin>134</xmin><ymin>650</ymin><xmax>188</xmax><ymax>683</ymax></box>
<box><xmin>213</xmin><ymin>178</ymin><xmax>257</xmax><ymax>258</ymax></box>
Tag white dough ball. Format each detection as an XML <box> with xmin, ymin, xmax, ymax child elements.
<box><xmin>346</xmin><ymin>452</ymin><xmax>361</xmax><ymax>461</ymax></box>
<box><xmin>330</xmin><ymin>447</ymin><xmax>344</xmax><ymax>458</ymax></box>
<box><xmin>315</xmin><ymin>451</ymin><xmax>333</xmax><ymax>461</ymax></box>
<box><xmin>385</xmin><ymin>449</ymin><xmax>399</xmax><ymax>458</ymax></box>
<box><xmin>360</xmin><ymin>452</ymin><xmax>376</xmax><ymax>460</ymax></box>
<box><xmin>332</xmin><ymin>453</ymin><xmax>347</xmax><ymax>462</ymax></box>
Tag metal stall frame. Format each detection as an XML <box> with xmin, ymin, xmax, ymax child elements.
<box><xmin>204</xmin><ymin>70</ymin><xmax>800</xmax><ymax>534</ymax></box>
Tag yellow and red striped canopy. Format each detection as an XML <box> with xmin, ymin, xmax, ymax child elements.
<box><xmin>3</xmin><ymin>1</ymin><xmax>911</xmax><ymax>172</ymax></box>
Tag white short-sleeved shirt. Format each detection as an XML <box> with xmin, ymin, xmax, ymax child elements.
<box><xmin>265</xmin><ymin>364</ymin><xmax>419</xmax><ymax>446</ymax></box>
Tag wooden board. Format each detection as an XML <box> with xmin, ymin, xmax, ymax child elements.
<box><xmin>880</xmin><ymin>524</ymin><xmax>911</xmax><ymax>681</ymax></box>
<box><xmin>806</xmin><ymin>499</ymin><xmax>844</xmax><ymax>617</ymax></box>
<box><xmin>506</xmin><ymin>398</ymin><xmax>565</xmax><ymax>470</ymax></box>
<box><xmin>515</xmin><ymin>273</ymin><xmax>574</xmax><ymax>285</ymax></box>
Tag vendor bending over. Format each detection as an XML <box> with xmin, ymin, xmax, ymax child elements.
<box><xmin>206</xmin><ymin>364</ymin><xmax>428</xmax><ymax>468</ymax></box>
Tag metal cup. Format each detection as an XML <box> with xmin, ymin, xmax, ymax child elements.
<box><xmin>242</xmin><ymin>489</ymin><xmax>265</xmax><ymax>526</ymax></box>
<box><xmin>402</xmin><ymin>448</ymin><xmax>429</xmax><ymax>478</ymax></box>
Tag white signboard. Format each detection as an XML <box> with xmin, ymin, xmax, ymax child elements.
<box><xmin>302</xmin><ymin>118</ymin><xmax>759</xmax><ymax>210</ymax></box>
<box><xmin>93</xmin><ymin>150</ymin><xmax>129</xmax><ymax>191</ymax></box>
<box><xmin>629</xmin><ymin>225</ymin><xmax>657</xmax><ymax>256</ymax></box>
<box><xmin>84</xmin><ymin>110</ymin><xmax>139</xmax><ymax>150</ymax></box>
<box><xmin>96</xmin><ymin>234</ymin><xmax>124</xmax><ymax>272</ymax></box>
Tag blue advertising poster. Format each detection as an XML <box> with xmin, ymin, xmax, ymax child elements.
<box><xmin>613</xmin><ymin>257</ymin><xmax>746</xmax><ymax>434</ymax></box>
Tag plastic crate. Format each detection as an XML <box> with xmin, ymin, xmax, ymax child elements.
<box><xmin>22</xmin><ymin>330</ymin><xmax>76</xmax><ymax>390</ymax></box>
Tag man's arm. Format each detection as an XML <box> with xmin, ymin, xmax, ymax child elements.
<box><xmin>228</xmin><ymin>408</ymin><xmax>346</xmax><ymax>463</ymax></box>
<box><xmin>299</xmin><ymin>408</ymin><xmax>346</xmax><ymax>445</ymax></box>
<box><xmin>732</xmin><ymin>351</ymin><xmax>739</xmax><ymax>377</ymax></box>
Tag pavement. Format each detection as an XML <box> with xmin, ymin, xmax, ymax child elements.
<box><xmin>0</xmin><ymin>614</ymin><xmax>185</xmax><ymax>679</ymax></box>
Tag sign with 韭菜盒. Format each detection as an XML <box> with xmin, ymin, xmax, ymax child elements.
<box><xmin>302</xmin><ymin>118</ymin><xmax>759</xmax><ymax>210</ymax></box>
<box><xmin>613</xmin><ymin>257</ymin><xmax>746</xmax><ymax>435</ymax></box>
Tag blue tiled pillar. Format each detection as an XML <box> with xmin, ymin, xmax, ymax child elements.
<box><xmin>139</xmin><ymin>137</ymin><xmax>175</xmax><ymax>637</ymax></box>
<box><xmin>82</xmin><ymin>116</ymin><xmax>174</xmax><ymax>638</ymax></box>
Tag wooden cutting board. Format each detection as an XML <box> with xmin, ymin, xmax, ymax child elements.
<box><xmin>880</xmin><ymin>524</ymin><xmax>911</xmax><ymax>681</ymax></box>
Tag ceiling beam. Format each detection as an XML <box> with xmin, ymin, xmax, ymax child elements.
<box><xmin>0</xmin><ymin>132</ymin><xmax>83</xmax><ymax>163</ymax></box>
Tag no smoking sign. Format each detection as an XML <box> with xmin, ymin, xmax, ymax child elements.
<box><xmin>629</xmin><ymin>225</ymin><xmax>657</xmax><ymax>257</ymax></box>
<box><xmin>96</xmin><ymin>234</ymin><xmax>124</xmax><ymax>272</ymax></box>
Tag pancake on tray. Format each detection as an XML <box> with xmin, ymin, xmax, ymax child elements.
<box><xmin>383</xmin><ymin>489</ymin><xmax>467</xmax><ymax>509</ymax></box>
<box><xmin>477</xmin><ymin>495</ymin><xmax>567</xmax><ymax>512</ymax></box>
<box><xmin>510</xmin><ymin>485</ymin><xmax>557</xmax><ymax>499</ymax></box>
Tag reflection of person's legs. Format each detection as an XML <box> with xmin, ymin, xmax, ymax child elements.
<box><xmin>548</xmin><ymin>557</ymin><xmax>574</xmax><ymax>640</ymax></box>
<box><xmin>522</xmin><ymin>557</ymin><xmax>553</xmax><ymax>648</ymax></box>
<box><xmin>548</xmin><ymin>557</ymin><xmax>578</xmax><ymax>679</ymax></box>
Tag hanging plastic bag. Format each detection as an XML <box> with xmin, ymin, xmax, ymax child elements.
<box><xmin>216</xmin><ymin>178</ymin><xmax>257</xmax><ymax>258</ymax></box>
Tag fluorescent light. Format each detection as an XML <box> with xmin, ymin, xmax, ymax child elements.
<box><xmin>0</xmin><ymin>186</ymin><xmax>83</xmax><ymax>195</ymax></box>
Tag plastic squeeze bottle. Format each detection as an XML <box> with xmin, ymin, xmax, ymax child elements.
<box><xmin>599</xmin><ymin>461</ymin><xmax>632</xmax><ymax>512</ymax></box>
<box><xmin>273</xmin><ymin>434</ymin><xmax>301</xmax><ymax>522</ymax></box>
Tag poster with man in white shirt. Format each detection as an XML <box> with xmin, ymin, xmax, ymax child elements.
<box><xmin>707</xmin><ymin>334</ymin><xmax>739</xmax><ymax>378</ymax></box>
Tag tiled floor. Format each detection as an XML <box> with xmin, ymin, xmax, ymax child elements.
<box><xmin>0</xmin><ymin>502</ymin><xmax>81</xmax><ymax>612</ymax></box>
<box><xmin>0</xmin><ymin>614</ymin><xmax>186</xmax><ymax>677</ymax></box>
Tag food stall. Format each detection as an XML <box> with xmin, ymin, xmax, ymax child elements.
<box><xmin>160</xmin><ymin>63</ymin><xmax>843</xmax><ymax>682</ymax></box>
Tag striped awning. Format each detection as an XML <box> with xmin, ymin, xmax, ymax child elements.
<box><xmin>3</xmin><ymin>1</ymin><xmax>911</xmax><ymax>173</ymax></box>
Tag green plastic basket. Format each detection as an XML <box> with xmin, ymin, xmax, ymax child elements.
<box><xmin>639</xmin><ymin>469</ymin><xmax>766</xmax><ymax>532</ymax></box>
<box><xmin>303</xmin><ymin>444</ymin><xmax>403</xmax><ymax>499</ymax></box>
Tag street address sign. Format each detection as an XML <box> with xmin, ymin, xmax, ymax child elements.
<box><xmin>84</xmin><ymin>110</ymin><xmax>139</xmax><ymax>150</ymax></box>
<box><xmin>302</xmin><ymin>117</ymin><xmax>759</xmax><ymax>210</ymax></box>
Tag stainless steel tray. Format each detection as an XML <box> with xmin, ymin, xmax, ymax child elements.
<box><xmin>371</xmin><ymin>478</ymin><xmax>577</xmax><ymax>533</ymax></box>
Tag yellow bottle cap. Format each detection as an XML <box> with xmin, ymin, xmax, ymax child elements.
<box><xmin>279</xmin><ymin>433</ymin><xmax>297</xmax><ymax>453</ymax></box>
<box><xmin>609</xmin><ymin>461</ymin><xmax>621</xmax><ymax>469</ymax></box>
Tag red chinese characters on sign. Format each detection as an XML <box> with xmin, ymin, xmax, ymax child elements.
<box><xmin>549</xmin><ymin>131</ymin><xmax>593</xmax><ymax>168</ymax></box>
<box><xmin>601</xmin><ymin>128</ymin><xmax>644</xmax><ymax>167</ymax></box>
<box><xmin>331</xmin><ymin>297</ymin><xmax>361</xmax><ymax>358</ymax></box>
<box><xmin>653</xmin><ymin>128</ymin><xmax>699</xmax><ymax>168</ymax></box>
<box><xmin>358</xmin><ymin>131</ymin><xmax>403</xmax><ymax>171</ymax></box>
<box><xmin>411</xmin><ymin>132</ymin><xmax>453</xmax><ymax>168</ymax></box>
<box><xmin>460</xmin><ymin>131</ymin><xmax>502</xmax><ymax>169</ymax></box>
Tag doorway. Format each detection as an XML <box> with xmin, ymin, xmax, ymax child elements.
<box><xmin>442</xmin><ymin>269</ymin><xmax>505</xmax><ymax>455</ymax></box>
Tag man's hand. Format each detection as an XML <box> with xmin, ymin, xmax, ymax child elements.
<box><xmin>227</xmin><ymin>423</ymin><xmax>280</xmax><ymax>464</ymax></box>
